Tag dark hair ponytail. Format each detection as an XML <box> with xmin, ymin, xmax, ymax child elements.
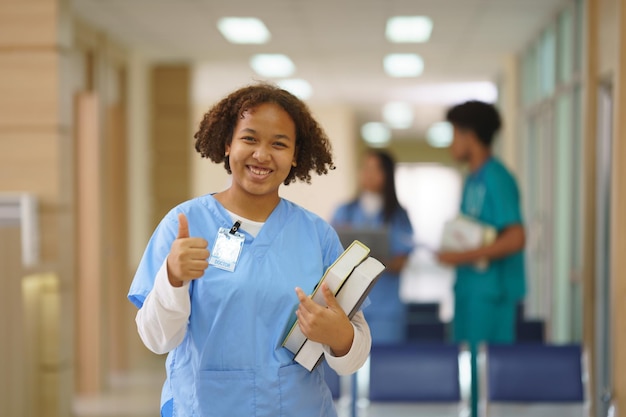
<box><xmin>367</xmin><ymin>149</ymin><xmax>401</xmax><ymax>223</ymax></box>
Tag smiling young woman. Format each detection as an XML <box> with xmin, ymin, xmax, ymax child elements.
<box><xmin>128</xmin><ymin>83</ymin><xmax>372</xmax><ymax>417</ymax></box>
<box><xmin>217</xmin><ymin>102</ymin><xmax>298</xmax><ymax>221</ymax></box>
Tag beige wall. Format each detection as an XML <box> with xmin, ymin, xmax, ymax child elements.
<box><xmin>498</xmin><ymin>55</ymin><xmax>522</xmax><ymax>177</ymax></box>
<box><xmin>0</xmin><ymin>0</ymin><xmax>73</xmax><ymax>415</ymax></box>
<box><xmin>385</xmin><ymin>140</ymin><xmax>456</xmax><ymax>165</ymax></box>
<box><xmin>280</xmin><ymin>103</ymin><xmax>358</xmax><ymax>221</ymax></box>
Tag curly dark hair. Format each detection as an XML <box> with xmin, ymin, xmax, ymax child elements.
<box><xmin>194</xmin><ymin>83</ymin><xmax>335</xmax><ymax>185</ymax></box>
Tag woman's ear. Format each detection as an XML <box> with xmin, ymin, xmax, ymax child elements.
<box><xmin>292</xmin><ymin>148</ymin><xmax>298</xmax><ymax>167</ymax></box>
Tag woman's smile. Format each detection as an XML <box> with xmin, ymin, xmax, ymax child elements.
<box><xmin>247</xmin><ymin>165</ymin><xmax>273</xmax><ymax>177</ymax></box>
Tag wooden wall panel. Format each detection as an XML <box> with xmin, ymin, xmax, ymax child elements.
<box><xmin>0</xmin><ymin>132</ymin><xmax>60</xmax><ymax>201</ymax></box>
<box><xmin>74</xmin><ymin>92</ymin><xmax>103</xmax><ymax>394</ymax></box>
<box><xmin>610</xmin><ymin>0</ymin><xmax>626</xmax><ymax>412</ymax></box>
<box><xmin>0</xmin><ymin>1</ymin><xmax>72</xmax><ymax>416</ymax></box>
<box><xmin>104</xmin><ymin>100</ymin><xmax>131</xmax><ymax>372</ymax></box>
<box><xmin>582</xmin><ymin>0</ymin><xmax>599</xmax><ymax>414</ymax></box>
<box><xmin>0</xmin><ymin>227</ymin><xmax>26</xmax><ymax>417</ymax></box>
<box><xmin>0</xmin><ymin>52</ymin><xmax>59</xmax><ymax>128</ymax></box>
<box><xmin>0</xmin><ymin>1</ymin><xmax>58</xmax><ymax>48</ymax></box>
<box><xmin>151</xmin><ymin>66</ymin><xmax>190</xmax><ymax>226</ymax></box>
<box><xmin>39</xmin><ymin>205</ymin><xmax>61</xmax><ymax>263</ymax></box>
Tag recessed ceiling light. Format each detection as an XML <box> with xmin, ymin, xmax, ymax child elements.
<box><xmin>361</xmin><ymin>122</ymin><xmax>391</xmax><ymax>147</ymax></box>
<box><xmin>383</xmin><ymin>54</ymin><xmax>424</xmax><ymax>77</ymax></box>
<box><xmin>277</xmin><ymin>79</ymin><xmax>313</xmax><ymax>100</ymax></box>
<box><xmin>426</xmin><ymin>121</ymin><xmax>453</xmax><ymax>148</ymax></box>
<box><xmin>250</xmin><ymin>54</ymin><xmax>295</xmax><ymax>78</ymax></box>
<box><xmin>217</xmin><ymin>17</ymin><xmax>271</xmax><ymax>44</ymax></box>
<box><xmin>386</xmin><ymin>16</ymin><xmax>433</xmax><ymax>43</ymax></box>
<box><xmin>382</xmin><ymin>102</ymin><xmax>414</xmax><ymax>129</ymax></box>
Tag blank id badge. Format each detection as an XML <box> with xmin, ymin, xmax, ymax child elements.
<box><xmin>209</xmin><ymin>225</ymin><xmax>244</xmax><ymax>272</ymax></box>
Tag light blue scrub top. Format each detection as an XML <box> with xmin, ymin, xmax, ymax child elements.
<box><xmin>129</xmin><ymin>195</ymin><xmax>344</xmax><ymax>417</ymax></box>
<box><xmin>456</xmin><ymin>157</ymin><xmax>526</xmax><ymax>301</ymax></box>
<box><xmin>331</xmin><ymin>201</ymin><xmax>414</xmax><ymax>343</ymax></box>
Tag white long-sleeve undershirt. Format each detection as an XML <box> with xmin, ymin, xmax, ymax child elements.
<box><xmin>135</xmin><ymin>258</ymin><xmax>371</xmax><ymax>375</ymax></box>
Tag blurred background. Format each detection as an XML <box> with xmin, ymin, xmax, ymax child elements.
<box><xmin>1</xmin><ymin>0</ymin><xmax>626</xmax><ymax>416</ymax></box>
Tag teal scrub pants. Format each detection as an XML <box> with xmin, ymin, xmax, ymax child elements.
<box><xmin>454</xmin><ymin>295</ymin><xmax>517</xmax><ymax>417</ymax></box>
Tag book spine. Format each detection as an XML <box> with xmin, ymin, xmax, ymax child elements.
<box><xmin>282</xmin><ymin>242</ymin><xmax>369</xmax><ymax>355</ymax></box>
<box><xmin>294</xmin><ymin>340</ymin><xmax>325</xmax><ymax>371</ymax></box>
<box><xmin>294</xmin><ymin>258</ymin><xmax>385</xmax><ymax>371</ymax></box>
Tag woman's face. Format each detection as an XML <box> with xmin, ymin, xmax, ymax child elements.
<box><xmin>225</xmin><ymin>102</ymin><xmax>297</xmax><ymax>201</ymax></box>
<box><xmin>358</xmin><ymin>153</ymin><xmax>385</xmax><ymax>194</ymax></box>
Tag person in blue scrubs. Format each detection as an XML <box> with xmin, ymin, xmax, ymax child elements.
<box><xmin>332</xmin><ymin>150</ymin><xmax>415</xmax><ymax>344</ymax></box>
<box><xmin>128</xmin><ymin>84</ymin><xmax>371</xmax><ymax>417</ymax></box>
<box><xmin>437</xmin><ymin>100</ymin><xmax>526</xmax><ymax>417</ymax></box>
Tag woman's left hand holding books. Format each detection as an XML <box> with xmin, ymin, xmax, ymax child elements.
<box><xmin>294</xmin><ymin>283</ymin><xmax>354</xmax><ymax>357</ymax></box>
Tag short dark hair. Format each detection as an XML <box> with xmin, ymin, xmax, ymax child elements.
<box><xmin>445</xmin><ymin>100</ymin><xmax>502</xmax><ymax>147</ymax></box>
<box><xmin>194</xmin><ymin>83</ymin><xmax>335</xmax><ymax>185</ymax></box>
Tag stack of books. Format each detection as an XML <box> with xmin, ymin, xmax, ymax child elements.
<box><xmin>282</xmin><ymin>240</ymin><xmax>385</xmax><ymax>371</ymax></box>
<box><xmin>441</xmin><ymin>215</ymin><xmax>497</xmax><ymax>270</ymax></box>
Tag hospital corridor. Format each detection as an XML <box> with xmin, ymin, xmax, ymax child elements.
<box><xmin>2</xmin><ymin>0</ymin><xmax>626</xmax><ymax>416</ymax></box>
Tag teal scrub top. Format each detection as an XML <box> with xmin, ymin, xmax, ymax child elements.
<box><xmin>129</xmin><ymin>195</ymin><xmax>343</xmax><ymax>417</ymax></box>
<box><xmin>456</xmin><ymin>157</ymin><xmax>526</xmax><ymax>301</ymax></box>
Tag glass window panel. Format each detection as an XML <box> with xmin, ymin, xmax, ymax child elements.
<box><xmin>571</xmin><ymin>85</ymin><xmax>583</xmax><ymax>341</ymax></box>
<box><xmin>574</xmin><ymin>0</ymin><xmax>584</xmax><ymax>73</ymax></box>
<box><xmin>558</xmin><ymin>7</ymin><xmax>574</xmax><ymax>84</ymax></box>
<box><xmin>522</xmin><ymin>48</ymin><xmax>537</xmax><ymax>106</ymax></box>
<box><xmin>553</xmin><ymin>93</ymin><xmax>573</xmax><ymax>341</ymax></box>
<box><xmin>540</xmin><ymin>27</ymin><xmax>556</xmax><ymax>97</ymax></box>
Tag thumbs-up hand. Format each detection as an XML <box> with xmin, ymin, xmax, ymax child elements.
<box><xmin>167</xmin><ymin>213</ymin><xmax>210</xmax><ymax>287</ymax></box>
<box><xmin>294</xmin><ymin>283</ymin><xmax>354</xmax><ymax>357</ymax></box>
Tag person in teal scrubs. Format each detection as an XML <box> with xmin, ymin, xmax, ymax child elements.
<box><xmin>437</xmin><ymin>100</ymin><xmax>526</xmax><ymax>417</ymax></box>
<box><xmin>332</xmin><ymin>150</ymin><xmax>415</xmax><ymax>344</ymax></box>
<box><xmin>128</xmin><ymin>84</ymin><xmax>371</xmax><ymax>417</ymax></box>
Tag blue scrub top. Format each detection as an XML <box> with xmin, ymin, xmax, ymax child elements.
<box><xmin>456</xmin><ymin>157</ymin><xmax>526</xmax><ymax>301</ymax></box>
<box><xmin>332</xmin><ymin>201</ymin><xmax>414</xmax><ymax>343</ymax></box>
<box><xmin>129</xmin><ymin>195</ymin><xmax>344</xmax><ymax>417</ymax></box>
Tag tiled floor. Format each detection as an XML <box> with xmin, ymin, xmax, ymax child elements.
<box><xmin>73</xmin><ymin>353</ymin><xmax>165</xmax><ymax>417</ymax></box>
<box><xmin>72</xmin><ymin>353</ymin><xmax>468</xmax><ymax>417</ymax></box>
<box><xmin>73</xmin><ymin>370</ymin><xmax>163</xmax><ymax>417</ymax></box>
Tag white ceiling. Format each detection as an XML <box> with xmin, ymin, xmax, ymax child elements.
<box><xmin>71</xmin><ymin>0</ymin><xmax>568</xmax><ymax>141</ymax></box>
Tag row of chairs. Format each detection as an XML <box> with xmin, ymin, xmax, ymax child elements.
<box><xmin>323</xmin><ymin>343</ymin><xmax>586</xmax><ymax>417</ymax></box>
<box><xmin>406</xmin><ymin>302</ymin><xmax>546</xmax><ymax>344</ymax></box>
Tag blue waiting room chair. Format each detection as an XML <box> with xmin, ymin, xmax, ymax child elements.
<box><xmin>365</xmin><ymin>343</ymin><xmax>467</xmax><ymax>417</ymax></box>
<box><xmin>480</xmin><ymin>344</ymin><xmax>587</xmax><ymax>417</ymax></box>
